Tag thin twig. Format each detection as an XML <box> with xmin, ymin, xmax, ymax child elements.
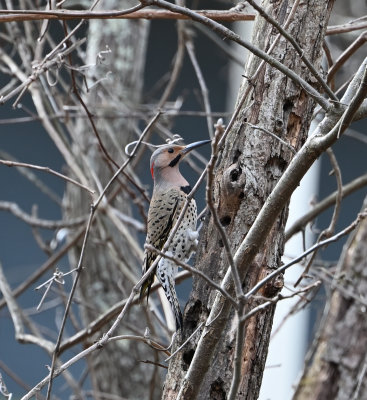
<box><xmin>157</xmin><ymin>16</ymin><xmax>186</xmax><ymax>109</ymax></box>
<box><xmin>194</xmin><ymin>23</ymin><xmax>244</xmax><ymax>67</ymax></box>
<box><xmin>108</xmin><ymin>334</ymin><xmax>171</xmax><ymax>355</ymax></box>
<box><xmin>0</xmin><ymin>159</ymin><xmax>94</xmax><ymax>194</ymax></box>
<box><xmin>140</xmin><ymin>0</ymin><xmax>331</xmax><ymax>112</ymax></box>
<box><xmin>0</xmin><ymin>372</ymin><xmax>12</xmax><ymax>400</ymax></box>
<box><xmin>21</xmin><ymin>330</ymin><xmax>177</xmax><ymax>400</ymax></box>
<box><xmin>352</xmin><ymin>350</ymin><xmax>367</xmax><ymax>400</ymax></box>
<box><xmin>326</xmin><ymin>20</ymin><xmax>367</xmax><ymax>36</ymax></box>
<box><xmin>0</xmin><ymin>262</ymin><xmax>55</xmax><ymax>353</ymax></box>
<box><xmin>270</xmin><ymin>282</ymin><xmax>321</xmax><ymax>339</ymax></box>
<box><xmin>0</xmin><ymin>38</ymin><xmax>86</xmax><ymax>105</ymax></box>
<box><xmin>186</xmin><ymin>36</ymin><xmax>214</xmax><ymax>138</ymax></box>
<box><xmin>244</xmin><ymin>0</ymin><xmax>338</xmax><ymax>103</ymax></box>
<box><xmin>0</xmin><ymin>8</ymin><xmax>256</xmax><ymax>22</ymax></box>
<box><xmin>327</xmin><ymin>31</ymin><xmax>367</xmax><ymax>84</ymax></box>
<box><xmin>165</xmin><ymin>322</ymin><xmax>204</xmax><ymax>362</ymax></box>
<box><xmin>323</xmin><ymin>149</ymin><xmax>344</xmax><ymax>234</ymax></box>
<box><xmin>140</xmin><ymin>360</ymin><xmax>168</xmax><ymax>369</ymax></box>
<box><xmin>0</xmin><ymin>201</ymin><xmax>87</xmax><ymax>229</ymax></box>
<box><xmin>245</xmin><ymin>122</ymin><xmax>296</xmax><ymax>154</ymax></box>
<box><xmin>35</xmin><ymin>268</ymin><xmax>77</xmax><ymax>310</ymax></box>
<box><xmin>285</xmin><ymin>173</ymin><xmax>367</xmax><ymax>241</ymax></box>
<box><xmin>0</xmin><ymin>150</ymin><xmax>62</xmax><ymax>205</ymax></box>
<box><xmin>57</xmin><ymin>270</ymin><xmax>190</xmax><ymax>353</ymax></box>
<box><xmin>0</xmin><ymin>226</ymin><xmax>86</xmax><ymax>311</ymax></box>
<box><xmin>145</xmin><ymin>245</ymin><xmax>236</xmax><ymax>306</ymax></box>
<box><xmin>294</xmin><ymin>148</ymin><xmax>343</xmax><ymax>287</ymax></box>
<box><xmin>241</xmin><ymin>280</ymin><xmax>322</xmax><ymax>323</ymax></box>
<box><xmin>0</xmin><ymin>360</ymin><xmax>35</xmax><ymax>395</ymax></box>
<box><xmin>245</xmin><ymin>210</ymin><xmax>366</xmax><ymax>299</ymax></box>
<box><xmin>63</xmin><ymin>21</ymin><xmax>121</xmax><ymax>172</ymax></box>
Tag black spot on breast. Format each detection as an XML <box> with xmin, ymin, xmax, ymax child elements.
<box><xmin>181</xmin><ymin>185</ymin><xmax>192</xmax><ymax>194</ymax></box>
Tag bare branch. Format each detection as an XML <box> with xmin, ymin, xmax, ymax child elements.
<box><xmin>327</xmin><ymin>19</ymin><xmax>367</xmax><ymax>36</ymax></box>
<box><xmin>186</xmin><ymin>36</ymin><xmax>214</xmax><ymax>138</ymax></box>
<box><xmin>242</xmin><ymin>280</ymin><xmax>322</xmax><ymax>323</ymax></box>
<box><xmin>0</xmin><ymin>150</ymin><xmax>62</xmax><ymax>205</ymax></box>
<box><xmin>165</xmin><ymin>322</ymin><xmax>204</xmax><ymax>362</ymax></box>
<box><xmin>0</xmin><ymin>38</ymin><xmax>86</xmax><ymax>105</ymax></box>
<box><xmin>294</xmin><ymin>148</ymin><xmax>343</xmax><ymax>287</ymax></box>
<box><xmin>0</xmin><ymin>159</ymin><xmax>94</xmax><ymax>195</ymax></box>
<box><xmin>21</xmin><ymin>332</ymin><xmax>174</xmax><ymax>400</ymax></box>
<box><xmin>244</xmin><ymin>0</ymin><xmax>338</xmax><ymax>103</ymax></box>
<box><xmin>0</xmin><ymin>201</ymin><xmax>86</xmax><ymax>229</ymax></box>
<box><xmin>246</xmin><ymin>210</ymin><xmax>367</xmax><ymax>299</ymax></box>
<box><xmin>58</xmin><ymin>270</ymin><xmax>191</xmax><ymax>353</ymax></box>
<box><xmin>0</xmin><ymin>8</ymin><xmax>256</xmax><ymax>23</ymax></box>
<box><xmin>0</xmin><ymin>226</ymin><xmax>85</xmax><ymax>311</ymax></box>
<box><xmin>140</xmin><ymin>0</ymin><xmax>332</xmax><ymax>111</ymax></box>
<box><xmin>285</xmin><ymin>173</ymin><xmax>367</xmax><ymax>241</ymax></box>
<box><xmin>0</xmin><ymin>372</ymin><xmax>12</xmax><ymax>400</ymax></box>
<box><xmin>156</xmin><ymin>18</ymin><xmax>186</xmax><ymax>109</ymax></box>
<box><xmin>0</xmin><ymin>262</ymin><xmax>54</xmax><ymax>353</ymax></box>
<box><xmin>194</xmin><ymin>23</ymin><xmax>244</xmax><ymax>67</ymax></box>
<box><xmin>245</xmin><ymin>122</ymin><xmax>297</xmax><ymax>154</ymax></box>
<box><xmin>327</xmin><ymin>31</ymin><xmax>367</xmax><ymax>84</ymax></box>
<box><xmin>0</xmin><ymin>360</ymin><xmax>34</xmax><ymax>395</ymax></box>
<box><xmin>145</xmin><ymin>244</ymin><xmax>236</xmax><ymax>306</ymax></box>
<box><xmin>352</xmin><ymin>352</ymin><xmax>367</xmax><ymax>400</ymax></box>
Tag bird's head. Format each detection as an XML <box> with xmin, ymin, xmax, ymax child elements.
<box><xmin>150</xmin><ymin>139</ymin><xmax>211</xmax><ymax>180</ymax></box>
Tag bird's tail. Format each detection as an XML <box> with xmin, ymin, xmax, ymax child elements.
<box><xmin>162</xmin><ymin>278</ymin><xmax>183</xmax><ymax>331</ymax></box>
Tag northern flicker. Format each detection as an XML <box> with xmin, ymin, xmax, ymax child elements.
<box><xmin>140</xmin><ymin>139</ymin><xmax>210</xmax><ymax>331</ymax></box>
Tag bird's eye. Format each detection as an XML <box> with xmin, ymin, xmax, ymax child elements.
<box><xmin>167</xmin><ymin>148</ymin><xmax>174</xmax><ymax>153</ymax></box>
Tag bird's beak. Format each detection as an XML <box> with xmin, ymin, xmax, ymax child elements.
<box><xmin>181</xmin><ymin>139</ymin><xmax>211</xmax><ymax>155</ymax></box>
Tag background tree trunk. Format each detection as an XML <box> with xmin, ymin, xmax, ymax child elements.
<box><xmin>163</xmin><ymin>1</ymin><xmax>335</xmax><ymax>398</ymax></box>
<box><xmin>63</xmin><ymin>1</ymin><xmax>156</xmax><ymax>398</ymax></box>
<box><xmin>293</xmin><ymin>197</ymin><xmax>367</xmax><ymax>400</ymax></box>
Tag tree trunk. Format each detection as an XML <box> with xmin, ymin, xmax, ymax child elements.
<box><xmin>293</xmin><ymin>197</ymin><xmax>367</xmax><ymax>400</ymax></box>
<box><xmin>63</xmin><ymin>2</ymin><xmax>155</xmax><ymax>398</ymax></box>
<box><xmin>163</xmin><ymin>0</ymin><xmax>335</xmax><ymax>398</ymax></box>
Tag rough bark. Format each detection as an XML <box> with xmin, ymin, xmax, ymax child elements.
<box><xmin>293</xmin><ymin>197</ymin><xmax>367</xmax><ymax>400</ymax></box>
<box><xmin>63</xmin><ymin>1</ymin><xmax>155</xmax><ymax>398</ymax></box>
<box><xmin>163</xmin><ymin>0</ymin><xmax>335</xmax><ymax>398</ymax></box>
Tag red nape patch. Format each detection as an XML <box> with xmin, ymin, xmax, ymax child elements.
<box><xmin>150</xmin><ymin>162</ymin><xmax>154</xmax><ymax>179</ymax></box>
